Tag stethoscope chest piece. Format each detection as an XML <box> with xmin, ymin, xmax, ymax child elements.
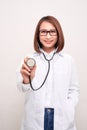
<box><xmin>27</xmin><ymin>58</ymin><xmax>36</xmax><ymax>68</ymax></box>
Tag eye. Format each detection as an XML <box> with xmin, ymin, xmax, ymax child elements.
<box><xmin>40</xmin><ymin>30</ymin><xmax>47</xmax><ymax>33</ymax></box>
<box><xmin>39</xmin><ymin>30</ymin><xmax>47</xmax><ymax>36</ymax></box>
<box><xmin>50</xmin><ymin>30</ymin><xmax>56</xmax><ymax>33</ymax></box>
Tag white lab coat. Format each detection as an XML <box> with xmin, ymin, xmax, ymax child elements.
<box><xmin>16</xmin><ymin>50</ymin><xmax>79</xmax><ymax>130</ymax></box>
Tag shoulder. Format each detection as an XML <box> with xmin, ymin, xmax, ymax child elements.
<box><xmin>58</xmin><ymin>51</ymin><xmax>75</xmax><ymax>63</ymax></box>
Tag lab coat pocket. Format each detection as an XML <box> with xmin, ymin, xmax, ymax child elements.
<box><xmin>63</xmin><ymin>99</ymin><xmax>75</xmax><ymax>129</ymax></box>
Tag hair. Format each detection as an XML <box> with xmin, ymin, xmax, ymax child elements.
<box><xmin>34</xmin><ymin>16</ymin><xmax>64</xmax><ymax>53</ymax></box>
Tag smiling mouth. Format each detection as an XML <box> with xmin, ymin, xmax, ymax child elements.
<box><xmin>45</xmin><ymin>40</ymin><xmax>53</xmax><ymax>43</ymax></box>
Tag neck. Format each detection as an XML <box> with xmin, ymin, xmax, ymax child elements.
<box><xmin>42</xmin><ymin>47</ymin><xmax>55</xmax><ymax>54</ymax></box>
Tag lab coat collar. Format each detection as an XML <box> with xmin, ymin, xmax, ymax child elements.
<box><xmin>40</xmin><ymin>48</ymin><xmax>63</xmax><ymax>60</ymax></box>
<box><xmin>40</xmin><ymin>49</ymin><xmax>56</xmax><ymax>60</ymax></box>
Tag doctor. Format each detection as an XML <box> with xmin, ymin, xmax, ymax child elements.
<box><xmin>16</xmin><ymin>16</ymin><xmax>79</xmax><ymax>130</ymax></box>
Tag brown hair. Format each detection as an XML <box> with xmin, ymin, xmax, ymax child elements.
<box><xmin>34</xmin><ymin>16</ymin><xmax>64</xmax><ymax>53</ymax></box>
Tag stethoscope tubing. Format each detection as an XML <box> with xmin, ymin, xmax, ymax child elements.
<box><xmin>29</xmin><ymin>52</ymin><xmax>56</xmax><ymax>91</ymax></box>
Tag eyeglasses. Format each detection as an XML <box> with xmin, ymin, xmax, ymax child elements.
<box><xmin>39</xmin><ymin>29</ymin><xmax>57</xmax><ymax>36</ymax></box>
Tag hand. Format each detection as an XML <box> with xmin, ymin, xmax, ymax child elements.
<box><xmin>20</xmin><ymin>57</ymin><xmax>36</xmax><ymax>84</ymax></box>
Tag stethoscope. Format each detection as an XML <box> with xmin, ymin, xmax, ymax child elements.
<box><xmin>27</xmin><ymin>52</ymin><xmax>56</xmax><ymax>91</ymax></box>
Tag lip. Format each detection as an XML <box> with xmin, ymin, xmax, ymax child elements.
<box><xmin>44</xmin><ymin>40</ymin><xmax>53</xmax><ymax>44</ymax></box>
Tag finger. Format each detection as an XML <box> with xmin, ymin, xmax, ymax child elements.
<box><xmin>33</xmin><ymin>64</ymin><xmax>36</xmax><ymax>70</ymax></box>
<box><xmin>20</xmin><ymin>69</ymin><xmax>31</xmax><ymax>76</ymax></box>
<box><xmin>24</xmin><ymin>57</ymin><xmax>29</xmax><ymax>64</ymax></box>
<box><xmin>22</xmin><ymin>63</ymin><xmax>31</xmax><ymax>72</ymax></box>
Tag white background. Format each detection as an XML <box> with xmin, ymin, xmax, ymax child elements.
<box><xmin>0</xmin><ymin>0</ymin><xmax>87</xmax><ymax>130</ymax></box>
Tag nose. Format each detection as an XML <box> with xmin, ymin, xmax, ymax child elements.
<box><xmin>46</xmin><ymin>32</ymin><xmax>51</xmax><ymax>38</ymax></box>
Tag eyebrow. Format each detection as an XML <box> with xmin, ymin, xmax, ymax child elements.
<box><xmin>39</xmin><ymin>29</ymin><xmax>56</xmax><ymax>31</ymax></box>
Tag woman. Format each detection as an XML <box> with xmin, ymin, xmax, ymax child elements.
<box><xmin>16</xmin><ymin>16</ymin><xmax>79</xmax><ymax>130</ymax></box>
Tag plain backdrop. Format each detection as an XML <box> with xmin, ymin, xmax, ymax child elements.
<box><xmin>0</xmin><ymin>0</ymin><xmax>87</xmax><ymax>130</ymax></box>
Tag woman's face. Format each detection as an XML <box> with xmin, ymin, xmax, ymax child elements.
<box><xmin>39</xmin><ymin>21</ymin><xmax>58</xmax><ymax>53</ymax></box>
